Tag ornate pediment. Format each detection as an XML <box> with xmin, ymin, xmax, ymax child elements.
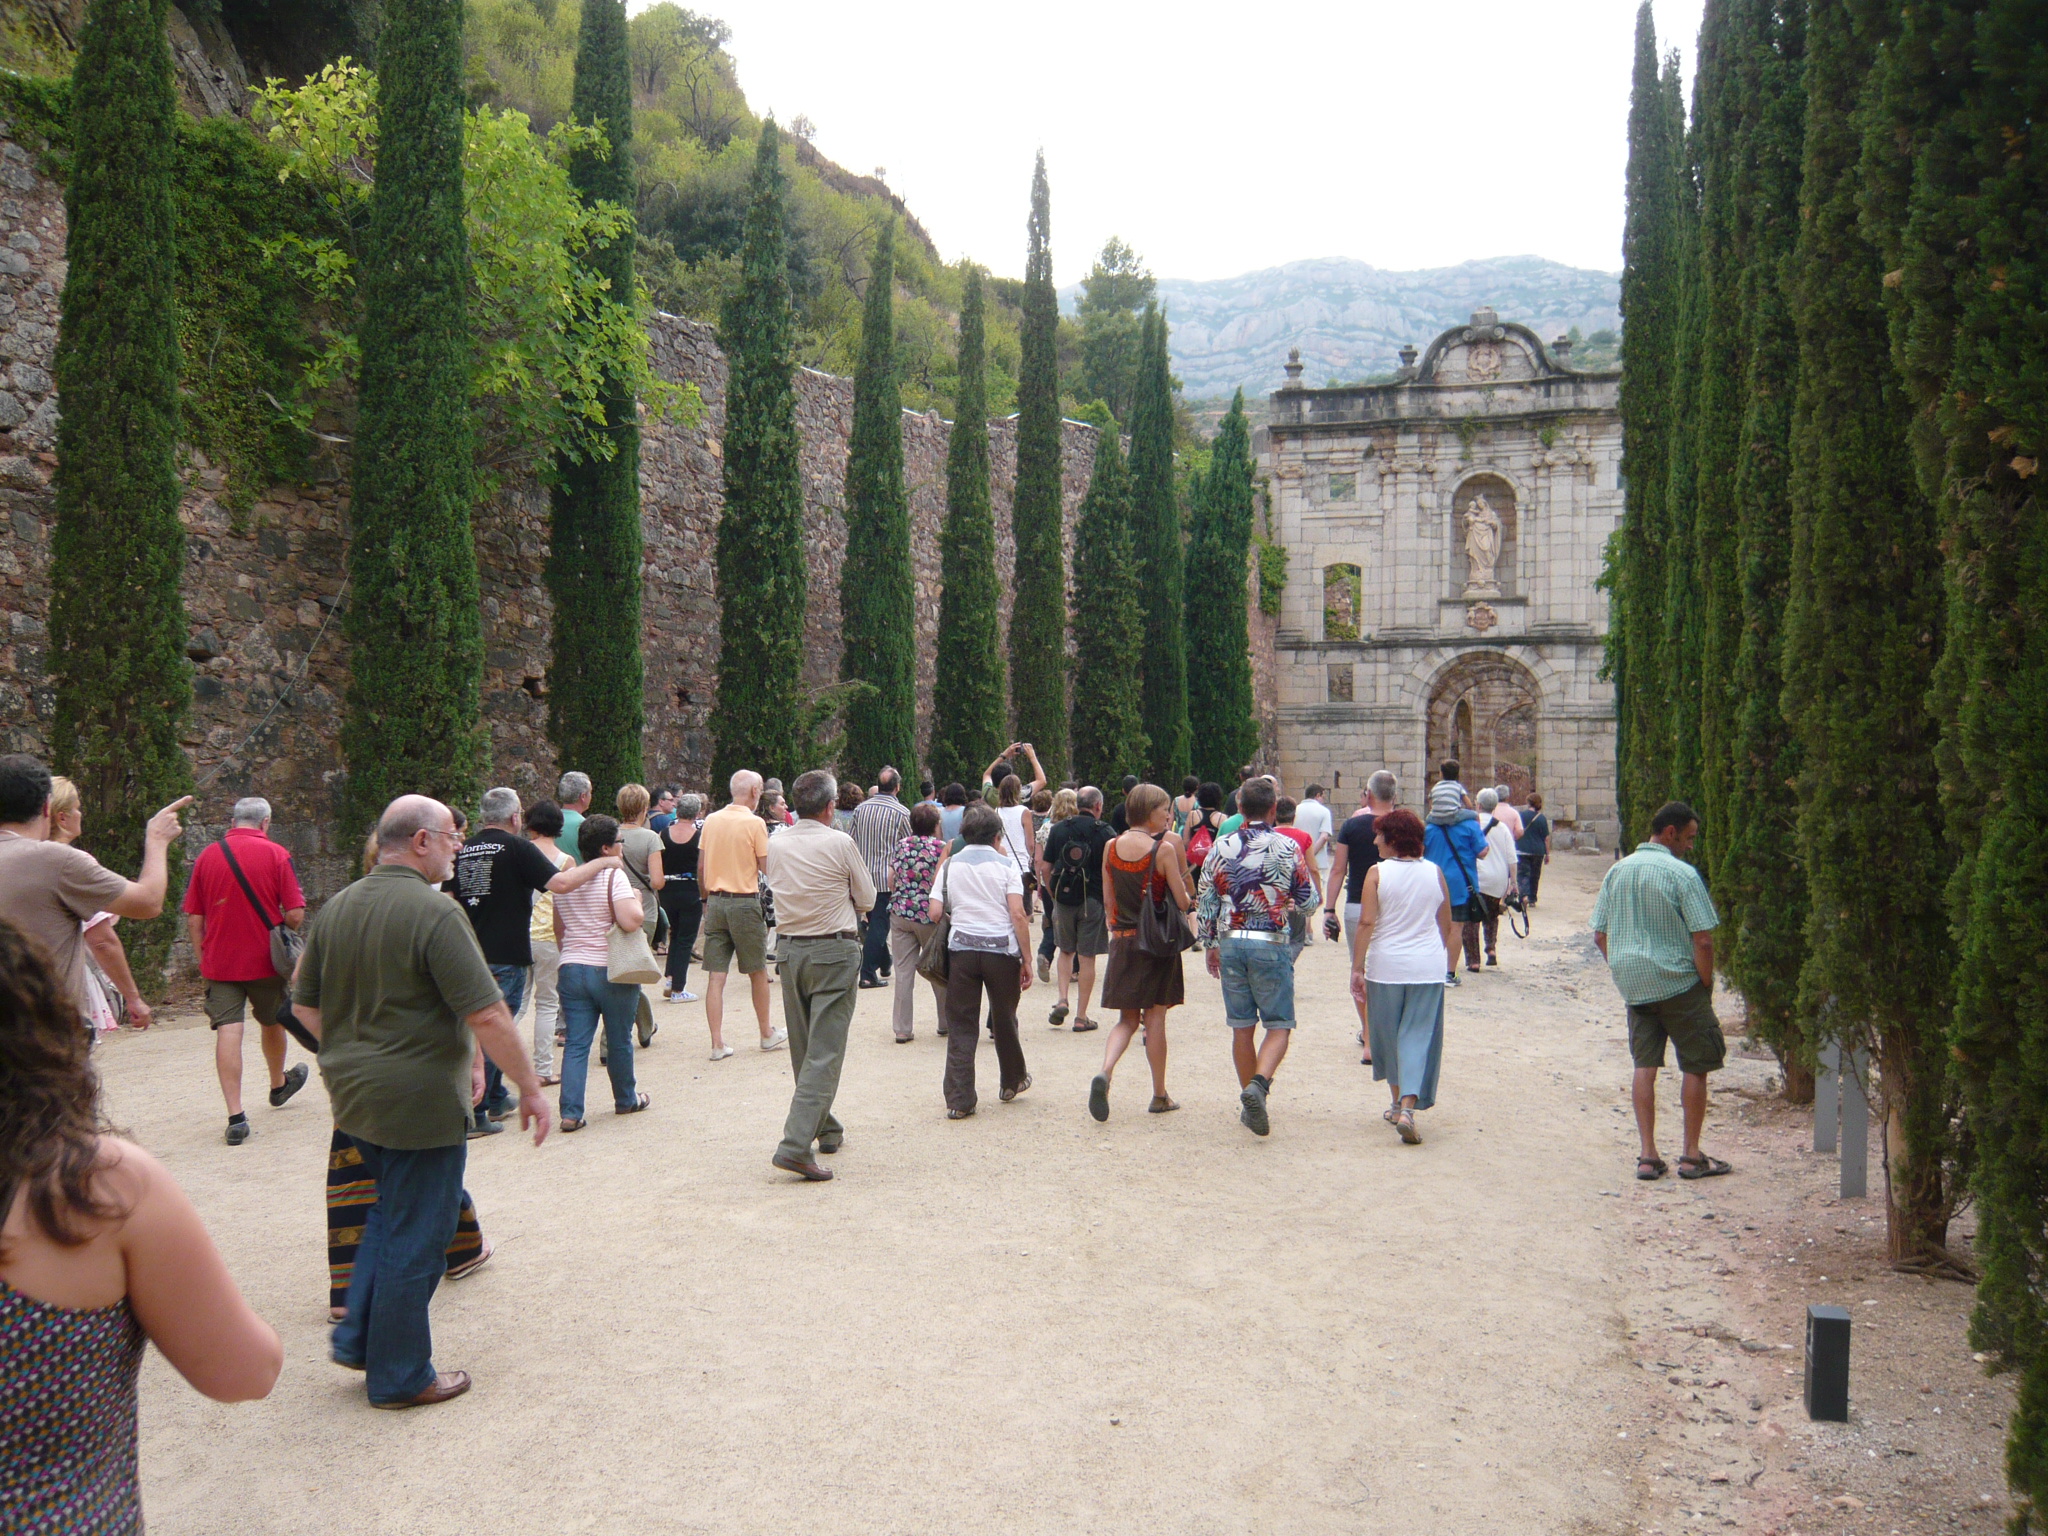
<box><xmin>1415</xmin><ymin>307</ymin><xmax>1570</xmax><ymax>385</ymax></box>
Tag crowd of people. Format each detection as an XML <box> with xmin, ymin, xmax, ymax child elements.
<box><xmin>0</xmin><ymin>740</ymin><xmax>1736</xmax><ymax>1524</ymax></box>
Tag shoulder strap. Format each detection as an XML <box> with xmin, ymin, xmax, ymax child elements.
<box><xmin>217</xmin><ymin>836</ymin><xmax>280</xmax><ymax>931</ymax></box>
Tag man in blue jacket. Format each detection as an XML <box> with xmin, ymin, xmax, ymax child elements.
<box><xmin>1422</xmin><ymin>764</ymin><xmax>1487</xmax><ymax>984</ymax></box>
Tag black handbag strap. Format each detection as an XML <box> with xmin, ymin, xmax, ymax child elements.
<box><xmin>217</xmin><ymin>836</ymin><xmax>281</xmax><ymax>931</ymax></box>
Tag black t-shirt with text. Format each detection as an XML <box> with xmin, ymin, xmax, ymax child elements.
<box><xmin>445</xmin><ymin>828</ymin><xmax>563</xmax><ymax>967</ymax></box>
<box><xmin>1337</xmin><ymin>810</ymin><xmax>1381</xmax><ymax>903</ymax></box>
<box><xmin>1041</xmin><ymin>812</ymin><xmax>1114</xmax><ymax>906</ymax></box>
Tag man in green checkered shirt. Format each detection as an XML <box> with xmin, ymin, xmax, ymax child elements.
<box><xmin>1591</xmin><ymin>801</ymin><xmax>1732</xmax><ymax>1184</ymax></box>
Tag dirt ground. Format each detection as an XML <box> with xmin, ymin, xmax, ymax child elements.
<box><xmin>96</xmin><ymin>855</ymin><xmax>2012</xmax><ymax>1534</ymax></box>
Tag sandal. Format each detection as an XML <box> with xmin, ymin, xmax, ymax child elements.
<box><xmin>999</xmin><ymin>1075</ymin><xmax>1031</xmax><ymax>1103</ymax></box>
<box><xmin>1071</xmin><ymin>1017</ymin><xmax>1099</xmax><ymax>1033</ymax></box>
<box><xmin>1677</xmin><ymin>1153</ymin><xmax>1732</xmax><ymax>1180</ymax></box>
<box><xmin>1635</xmin><ymin>1155</ymin><xmax>1669</xmax><ymax>1181</ymax></box>
<box><xmin>947</xmin><ymin>1106</ymin><xmax>975</xmax><ymax>1120</ymax></box>
<box><xmin>538</xmin><ymin>1073</ymin><xmax>560</xmax><ymax>1087</ymax></box>
<box><xmin>1394</xmin><ymin>1109</ymin><xmax>1421</xmax><ymax>1145</ymax></box>
<box><xmin>1384</xmin><ymin>1104</ymin><xmax>1402</xmax><ymax>1125</ymax></box>
<box><xmin>560</xmin><ymin>1117</ymin><xmax>585</xmax><ymax>1133</ymax></box>
<box><xmin>616</xmin><ymin>1092</ymin><xmax>651</xmax><ymax>1115</ymax></box>
<box><xmin>1147</xmin><ymin>1094</ymin><xmax>1179</xmax><ymax>1114</ymax></box>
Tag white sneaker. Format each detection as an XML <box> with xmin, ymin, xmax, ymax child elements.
<box><xmin>679</xmin><ymin>990</ymin><xmax>699</xmax><ymax>1003</ymax></box>
<box><xmin>709</xmin><ymin>1045</ymin><xmax>735</xmax><ymax>1061</ymax></box>
<box><xmin>761</xmin><ymin>1027</ymin><xmax>788</xmax><ymax>1052</ymax></box>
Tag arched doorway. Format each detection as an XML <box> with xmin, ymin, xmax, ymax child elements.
<box><xmin>1425</xmin><ymin>651</ymin><xmax>1540</xmax><ymax>802</ymax></box>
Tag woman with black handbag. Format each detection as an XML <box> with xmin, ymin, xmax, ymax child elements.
<box><xmin>1089</xmin><ymin>784</ymin><xmax>1193</xmax><ymax>1121</ymax></box>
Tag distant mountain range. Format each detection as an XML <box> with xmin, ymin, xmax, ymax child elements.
<box><xmin>1061</xmin><ymin>255</ymin><xmax>1622</xmax><ymax>401</ymax></box>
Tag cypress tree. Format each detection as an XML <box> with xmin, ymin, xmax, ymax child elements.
<box><xmin>708</xmin><ymin>122</ymin><xmax>808</xmax><ymax>790</ymax></box>
<box><xmin>1184</xmin><ymin>391</ymin><xmax>1260</xmax><ymax>786</ymax></box>
<box><xmin>1068</xmin><ymin>426</ymin><xmax>1147</xmax><ymax>789</ymax></box>
<box><xmin>339</xmin><ymin>0</ymin><xmax>487</xmax><ymax>830</ymax></box>
<box><xmin>838</xmin><ymin>219</ymin><xmax>918</xmax><ymax>785</ymax></box>
<box><xmin>48</xmin><ymin>0</ymin><xmax>190</xmax><ymax>980</ymax></box>
<box><xmin>1659</xmin><ymin>74</ymin><xmax>1707</xmax><ymax>811</ymax></box>
<box><xmin>1129</xmin><ymin>303</ymin><xmax>1190</xmax><ymax>782</ymax></box>
<box><xmin>927</xmin><ymin>268</ymin><xmax>1006</xmax><ymax>790</ymax></box>
<box><xmin>1783</xmin><ymin>0</ymin><xmax>1954</xmax><ymax>1268</ymax></box>
<box><xmin>1719</xmin><ymin>0</ymin><xmax>1809</xmax><ymax>1091</ymax></box>
<box><xmin>1008</xmin><ymin>152</ymin><xmax>1068</xmax><ymax>778</ymax></box>
<box><xmin>1608</xmin><ymin>6</ymin><xmax>1688</xmax><ymax>849</ymax></box>
<box><xmin>546</xmin><ymin>0</ymin><xmax>643</xmax><ymax>806</ymax></box>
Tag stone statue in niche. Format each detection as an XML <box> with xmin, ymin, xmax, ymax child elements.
<box><xmin>1462</xmin><ymin>493</ymin><xmax>1504</xmax><ymax>597</ymax></box>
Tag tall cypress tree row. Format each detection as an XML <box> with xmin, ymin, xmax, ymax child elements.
<box><xmin>1719</xmin><ymin>0</ymin><xmax>1809</xmax><ymax>1090</ymax></box>
<box><xmin>1008</xmin><ymin>152</ymin><xmax>1068</xmax><ymax>778</ymax></box>
<box><xmin>838</xmin><ymin>219</ymin><xmax>918</xmax><ymax>785</ymax></box>
<box><xmin>1068</xmin><ymin>425</ymin><xmax>1147</xmax><ymax>789</ymax></box>
<box><xmin>1659</xmin><ymin>75</ymin><xmax>1707</xmax><ymax>811</ymax></box>
<box><xmin>1129</xmin><ymin>303</ymin><xmax>1190</xmax><ymax>782</ymax></box>
<box><xmin>1184</xmin><ymin>391</ymin><xmax>1260</xmax><ymax>785</ymax></box>
<box><xmin>339</xmin><ymin>0</ymin><xmax>486</xmax><ymax>831</ymax></box>
<box><xmin>1607</xmin><ymin>5</ymin><xmax>1688</xmax><ymax>849</ymax></box>
<box><xmin>48</xmin><ymin>0</ymin><xmax>190</xmax><ymax>980</ymax></box>
<box><xmin>927</xmin><ymin>267</ymin><xmax>1006</xmax><ymax>790</ymax></box>
<box><xmin>708</xmin><ymin>122</ymin><xmax>808</xmax><ymax>790</ymax></box>
<box><xmin>546</xmin><ymin>0</ymin><xmax>642</xmax><ymax>805</ymax></box>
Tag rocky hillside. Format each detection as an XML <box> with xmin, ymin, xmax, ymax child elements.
<box><xmin>1088</xmin><ymin>255</ymin><xmax>1621</xmax><ymax>401</ymax></box>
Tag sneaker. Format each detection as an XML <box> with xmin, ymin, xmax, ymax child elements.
<box><xmin>1446</xmin><ymin>971</ymin><xmax>1462</xmax><ymax>988</ymax></box>
<box><xmin>761</xmin><ymin>1028</ymin><xmax>788</xmax><ymax>1052</ymax></box>
<box><xmin>225</xmin><ymin>1119</ymin><xmax>251</xmax><ymax>1146</ymax></box>
<box><xmin>1486</xmin><ymin>954</ymin><xmax>1498</xmax><ymax>967</ymax></box>
<box><xmin>1036</xmin><ymin>954</ymin><xmax>1052</xmax><ymax>984</ymax></box>
<box><xmin>268</xmin><ymin>1063</ymin><xmax>309</xmax><ymax>1108</ymax></box>
<box><xmin>710</xmin><ymin>1044</ymin><xmax>735</xmax><ymax>1061</ymax></box>
<box><xmin>678</xmin><ymin>990</ymin><xmax>699</xmax><ymax>1003</ymax></box>
<box><xmin>467</xmin><ymin>1117</ymin><xmax>504</xmax><ymax>1139</ymax></box>
<box><xmin>486</xmin><ymin>1103</ymin><xmax>518</xmax><ymax>1122</ymax></box>
<box><xmin>1239</xmin><ymin>1079</ymin><xmax>1271</xmax><ymax>1137</ymax></box>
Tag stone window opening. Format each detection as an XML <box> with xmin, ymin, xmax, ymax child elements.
<box><xmin>1323</xmin><ymin>562</ymin><xmax>1363</xmax><ymax>641</ymax></box>
<box><xmin>1327</xmin><ymin>470</ymin><xmax>1357</xmax><ymax>501</ymax></box>
<box><xmin>1327</xmin><ymin>663</ymin><xmax>1354</xmax><ymax>703</ymax></box>
<box><xmin>521</xmin><ymin>675</ymin><xmax>546</xmax><ymax>699</ymax></box>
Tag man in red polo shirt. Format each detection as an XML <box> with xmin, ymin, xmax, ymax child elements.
<box><xmin>183</xmin><ymin>796</ymin><xmax>309</xmax><ymax>1144</ymax></box>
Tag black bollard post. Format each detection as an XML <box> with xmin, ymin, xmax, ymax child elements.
<box><xmin>1805</xmin><ymin>1305</ymin><xmax>1851</xmax><ymax>1421</ymax></box>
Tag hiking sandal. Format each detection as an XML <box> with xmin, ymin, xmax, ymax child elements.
<box><xmin>1677</xmin><ymin>1153</ymin><xmax>1732</xmax><ymax>1180</ymax></box>
<box><xmin>1394</xmin><ymin>1109</ymin><xmax>1421</xmax><ymax>1145</ymax></box>
<box><xmin>1635</xmin><ymin>1156</ymin><xmax>1668</xmax><ymax>1181</ymax></box>
<box><xmin>1147</xmin><ymin>1094</ymin><xmax>1179</xmax><ymax>1114</ymax></box>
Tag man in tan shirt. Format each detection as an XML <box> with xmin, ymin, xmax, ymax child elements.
<box><xmin>764</xmin><ymin>769</ymin><xmax>875</xmax><ymax>1182</ymax></box>
<box><xmin>698</xmin><ymin>769</ymin><xmax>783</xmax><ymax>1058</ymax></box>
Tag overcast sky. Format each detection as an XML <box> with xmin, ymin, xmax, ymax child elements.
<box><xmin>647</xmin><ymin>0</ymin><xmax>1707</xmax><ymax>284</ymax></box>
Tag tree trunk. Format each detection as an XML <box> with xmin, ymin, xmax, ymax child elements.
<box><xmin>1780</xmin><ymin>1055</ymin><xmax>1814</xmax><ymax>1106</ymax></box>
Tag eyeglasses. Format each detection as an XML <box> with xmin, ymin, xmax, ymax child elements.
<box><xmin>425</xmin><ymin>827</ymin><xmax>464</xmax><ymax>843</ymax></box>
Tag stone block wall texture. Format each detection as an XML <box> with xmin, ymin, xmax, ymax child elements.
<box><xmin>0</xmin><ymin>123</ymin><xmax>1099</xmax><ymax>902</ymax></box>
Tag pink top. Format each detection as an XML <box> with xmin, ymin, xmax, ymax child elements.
<box><xmin>554</xmin><ymin>868</ymin><xmax>640</xmax><ymax>968</ymax></box>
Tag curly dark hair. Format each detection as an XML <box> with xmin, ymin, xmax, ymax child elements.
<box><xmin>0</xmin><ymin>919</ymin><xmax>124</xmax><ymax>1255</ymax></box>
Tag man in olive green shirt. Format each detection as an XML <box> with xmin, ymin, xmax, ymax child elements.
<box><xmin>292</xmin><ymin>795</ymin><xmax>551</xmax><ymax>1409</ymax></box>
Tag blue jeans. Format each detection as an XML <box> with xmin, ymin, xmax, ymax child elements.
<box><xmin>477</xmin><ymin>964</ymin><xmax>529</xmax><ymax>1119</ymax></box>
<box><xmin>557</xmin><ymin>962</ymin><xmax>639</xmax><ymax>1121</ymax></box>
<box><xmin>861</xmin><ymin>898</ymin><xmax>892</xmax><ymax>982</ymax></box>
<box><xmin>1218</xmin><ymin>937</ymin><xmax>1297</xmax><ymax>1029</ymax></box>
<box><xmin>330</xmin><ymin>1137</ymin><xmax>467</xmax><ymax>1403</ymax></box>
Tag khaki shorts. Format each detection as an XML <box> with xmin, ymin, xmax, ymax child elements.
<box><xmin>1052</xmin><ymin>898</ymin><xmax>1108</xmax><ymax>957</ymax></box>
<box><xmin>701</xmin><ymin>892</ymin><xmax>768</xmax><ymax>975</ymax></box>
<box><xmin>206</xmin><ymin>976</ymin><xmax>286</xmax><ymax>1031</ymax></box>
<box><xmin>1626</xmin><ymin>981</ymin><xmax>1726</xmax><ymax>1075</ymax></box>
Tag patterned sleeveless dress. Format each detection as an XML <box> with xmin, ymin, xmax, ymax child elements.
<box><xmin>1099</xmin><ymin>837</ymin><xmax>1187</xmax><ymax>1011</ymax></box>
<box><xmin>0</xmin><ymin>1275</ymin><xmax>146</xmax><ymax>1533</ymax></box>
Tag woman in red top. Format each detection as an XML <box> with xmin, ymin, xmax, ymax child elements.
<box><xmin>1089</xmin><ymin>784</ymin><xmax>1193</xmax><ymax>1121</ymax></box>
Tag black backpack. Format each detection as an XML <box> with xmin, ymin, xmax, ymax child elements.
<box><xmin>1052</xmin><ymin>819</ymin><xmax>1095</xmax><ymax>905</ymax></box>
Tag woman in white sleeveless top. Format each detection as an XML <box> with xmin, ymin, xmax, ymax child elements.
<box><xmin>1347</xmin><ymin>807</ymin><xmax>1456</xmax><ymax>1144</ymax></box>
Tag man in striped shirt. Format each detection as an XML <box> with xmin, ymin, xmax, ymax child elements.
<box><xmin>848</xmin><ymin>767</ymin><xmax>910</xmax><ymax>989</ymax></box>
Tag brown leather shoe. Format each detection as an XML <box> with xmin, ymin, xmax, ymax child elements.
<box><xmin>372</xmin><ymin>1370</ymin><xmax>472</xmax><ymax>1409</ymax></box>
<box><xmin>771</xmin><ymin>1151</ymin><xmax>833</xmax><ymax>1181</ymax></box>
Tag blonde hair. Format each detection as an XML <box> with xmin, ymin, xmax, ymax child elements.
<box><xmin>616</xmin><ymin>782</ymin><xmax>651</xmax><ymax>822</ymax></box>
<box><xmin>1125</xmin><ymin>783</ymin><xmax>1170</xmax><ymax>827</ymax></box>
<box><xmin>47</xmin><ymin>776</ymin><xmax>79</xmax><ymax>820</ymax></box>
<box><xmin>1049</xmin><ymin>788</ymin><xmax>1078</xmax><ymax>823</ymax></box>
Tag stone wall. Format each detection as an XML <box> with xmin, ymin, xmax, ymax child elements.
<box><xmin>0</xmin><ymin>122</ymin><xmax>1098</xmax><ymax>903</ymax></box>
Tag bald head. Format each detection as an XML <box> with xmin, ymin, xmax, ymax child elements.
<box><xmin>728</xmin><ymin>770</ymin><xmax>763</xmax><ymax>808</ymax></box>
<box><xmin>376</xmin><ymin>794</ymin><xmax>460</xmax><ymax>882</ymax></box>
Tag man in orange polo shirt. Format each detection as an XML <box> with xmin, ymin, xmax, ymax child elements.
<box><xmin>698</xmin><ymin>769</ymin><xmax>785</xmax><ymax>1060</ymax></box>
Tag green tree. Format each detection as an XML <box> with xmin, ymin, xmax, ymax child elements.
<box><xmin>47</xmin><ymin>0</ymin><xmax>191</xmax><ymax>982</ymax></box>
<box><xmin>1184</xmin><ymin>391</ymin><xmax>1260</xmax><ymax>785</ymax></box>
<box><xmin>1008</xmin><ymin>151</ymin><xmax>1068</xmax><ymax>778</ymax></box>
<box><xmin>708</xmin><ymin>121</ymin><xmax>809</xmax><ymax>789</ymax></box>
<box><xmin>546</xmin><ymin>0</ymin><xmax>643</xmax><ymax>805</ymax></box>
<box><xmin>339</xmin><ymin>0</ymin><xmax>488</xmax><ymax>831</ymax></box>
<box><xmin>927</xmin><ymin>267</ymin><xmax>1007</xmax><ymax>790</ymax></box>
<box><xmin>839</xmin><ymin>218</ymin><xmax>918</xmax><ymax>785</ymax></box>
<box><xmin>1068</xmin><ymin>425</ymin><xmax>1148</xmax><ymax>789</ymax></box>
<box><xmin>1076</xmin><ymin>236</ymin><xmax>1155</xmax><ymax>424</ymax></box>
<box><xmin>1719</xmin><ymin>0</ymin><xmax>1809</xmax><ymax>1094</ymax></box>
<box><xmin>1130</xmin><ymin>302</ymin><xmax>1190</xmax><ymax>782</ymax></box>
<box><xmin>1606</xmin><ymin>5</ymin><xmax>1688</xmax><ymax>849</ymax></box>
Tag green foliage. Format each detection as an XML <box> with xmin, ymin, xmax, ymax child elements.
<box><xmin>926</xmin><ymin>268</ymin><xmax>1006</xmax><ymax>791</ymax></box>
<box><xmin>1130</xmin><ymin>302</ymin><xmax>1189</xmax><ymax>782</ymax></box>
<box><xmin>1068</xmin><ymin>426</ymin><xmax>1147</xmax><ymax>790</ymax></box>
<box><xmin>838</xmin><ymin>219</ymin><xmax>918</xmax><ymax>785</ymax></box>
<box><xmin>1008</xmin><ymin>152</ymin><xmax>1068</xmax><ymax>778</ymax></box>
<box><xmin>1184</xmin><ymin>392</ymin><xmax>1260</xmax><ymax>785</ymax></box>
<box><xmin>546</xmin><ymin>0</ymin><xmax>643</xmax><ymax>803</ymax></box>
<box><xmin>1075</xmin><ymin>236</ymin><xmax>1155</xmax><ymax>425</ymax></box>
<box><xmin>47</xmin><ymin>0</ymin><xmax>190</xmax><ymax>985</ymax></box>
<box><xmin>1256</xmin><ymin>536</ymin><xmax>1288</xmax><ymax>616</ymax></box>
<box><xmin>339</xmin><ymin>0</ymin><xmax>488</xmax><ymax>832</ymax></box>
<box><xmin>708</xmin><ymin>121</ymin><xmax>808</xmax><ymax>788</ymax></box>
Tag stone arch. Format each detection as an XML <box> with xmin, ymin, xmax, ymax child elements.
<box><xmin>1422</xmin><ymin>649</ymin><xmax>1542</xmax><ymax>803</ymax></box>
<box><xmin>1448</xmin><ymin>472</ymin><xmax>1518</xmax><ymax>599</ymax></box>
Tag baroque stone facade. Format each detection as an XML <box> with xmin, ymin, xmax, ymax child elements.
<box><xmin>1259</xmin><ymin>308</ymin><xmax>1619</xmax><ymax>845</ymax></box>
<box><xmin>0</xmin><ymin>122</ymin><xmax>1097</xmax><ymax>902</ymax></box>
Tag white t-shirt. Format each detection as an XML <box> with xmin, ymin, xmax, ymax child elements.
<box><xmin>1364</xmin><ymin>858</ymin><xmax>1449</xmax><ymax>985</ymax></box>
<box><xmin>1477</xmin><ymin>817</ymin><xmax>1517</xmax><ymax>899</ymax></box>
<box><xmin>933</xmin><ymin>845</ymin><xmax>1024</xmax><ymax>954</ymax></box>
<box><xmin>554</xmin><ymin>867</ymin><xmax>641</xmax><ymax>968</ymax></box>
<box><xmin>1293</xmin><ymin>797</ymin><xmax>1334</xmax><ymax>872</ymax></box>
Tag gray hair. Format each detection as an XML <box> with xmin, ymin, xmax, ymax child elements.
<box><xmin>790</xmin><ymin>769</ymin><xmax>837</xmax><ymax>818</ymax></box>
<box><xmin>376</xmin><ymin>794</ymin><xmax>451</xmax><ymax>850</ymax></box>
<box><xmin>1077</xmin><ymin>785</ymin><xmax>1103</xmax><ymax>813</ymax></box>
<box><xmin>729</xmin><ymin>769</ymin><xmax>762</xmax><ymax>801</ymax></box>
<box><xmin>230</xmin><ymin>796</ymin><xmax>271</xmax><ymax>827</ymax></box>
<box><xmin>679</xmin><ymin>793</ymin><xmax>703</xmax><ymax>819</ymax></box>
<box><xmin>1368</xmin><ymin>770</ymin><xmax>1398</xmax><ymax>804</ymax></box>
<box><xmin>1496</xmin><ymin>784</ymin><xmax>1512</xmax><ymax>801</ymax></box>
<box><xmin>556</xmin><ymin>771</ymin><xmax>591</xmax><ymax>802</ymax></box>
<box><xmin>1476</xmin><ymin>788</ymin><xmax>1499</xmax><ymax>811</ymax></box>
<box><xmin>480</xmin><ymin>786</ymin><xmax>521</xmax><ymax>826</ymax></box>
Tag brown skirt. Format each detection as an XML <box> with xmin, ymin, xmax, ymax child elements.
<box><xmin>1099</xmin><ymin>932</ymin><xmax>1185</xmax><ymax>1011</ymax></box>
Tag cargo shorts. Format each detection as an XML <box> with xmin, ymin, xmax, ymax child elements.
<box><xmin>1626</xmin><ymin>980</ymin><xmax>1726</xmax><ymax>1075</ymax></box>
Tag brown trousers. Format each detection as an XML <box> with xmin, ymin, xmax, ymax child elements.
<box><xmin>942</xmin><ymin>949</ymin><xmax>1026</xmax><ymax>1112</ymax></box>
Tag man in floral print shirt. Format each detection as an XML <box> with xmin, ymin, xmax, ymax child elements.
<box><xmin>1194</xmin><ymin>777</ymin><xmax>1316</xmax><ymax>1137</ymax></box>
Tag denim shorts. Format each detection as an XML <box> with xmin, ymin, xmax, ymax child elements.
<box><xmin>1218</xmin><ymin>936</ymin><xmax>1296</xmax><ymax>1030</ymax></box>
